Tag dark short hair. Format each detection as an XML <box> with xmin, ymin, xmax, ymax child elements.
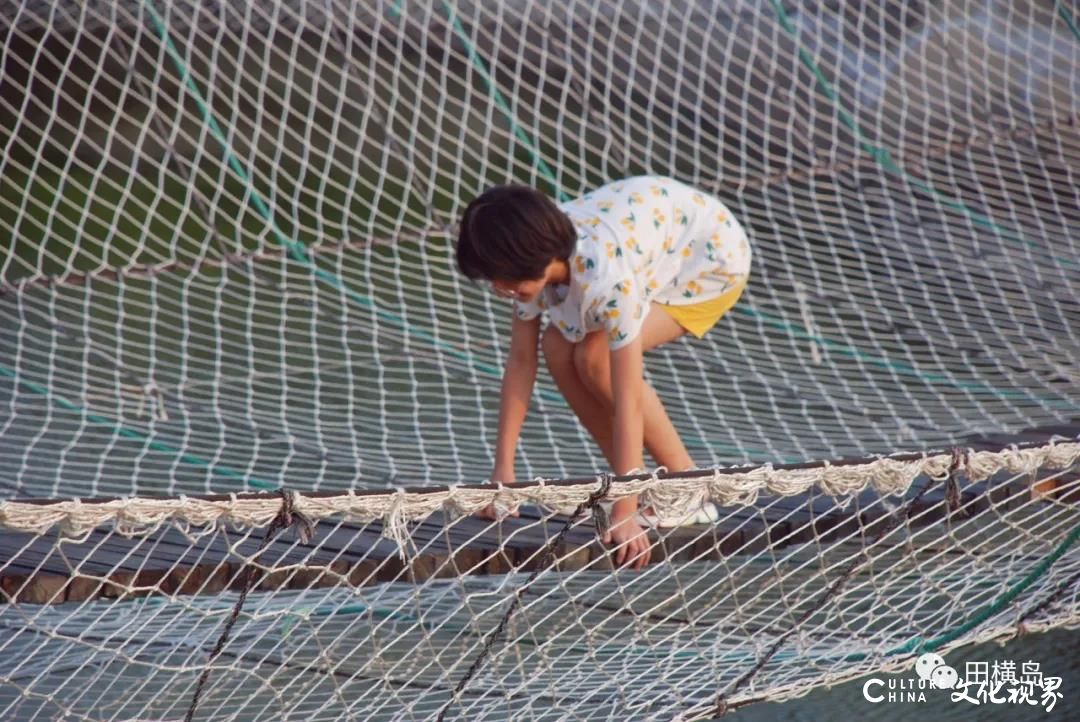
<box><xmin>456</xmin><ymin>185</ymin><xmax>577</xmax><ymax>281</ymax></box>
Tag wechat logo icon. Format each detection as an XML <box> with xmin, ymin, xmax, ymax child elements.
<box><xmin>916</xmin><ymin>652</ymin><xmax>959</xmax><ymax>689</ymax></box>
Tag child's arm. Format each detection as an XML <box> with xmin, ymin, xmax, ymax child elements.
<box><xmin>493</xmin><ymin>313</ymin><xmax>541</xmax><ymax>479</ymax></box>
<box><xmin>609</xmin><ymin>336</ymin><xmax>645</xmax><ymax>474</ymax></box>
<box><xmin>605</xmin><ymin>336</ymin><xmax>651</xmax><ymax>569</ymax></box>
<box><xmin>478</xmin><ymin>313</ymin><xmax>541</xmax><ymax>519</ymax></box>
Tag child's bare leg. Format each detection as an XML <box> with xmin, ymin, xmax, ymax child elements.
<box><xmin>573</xmin><ymin>310</ymin><xmax>695</xmax><ymax>472</ymax></box>
<box><xmin>541</xmin><ymin>326</ymin><xmax>617</xmax><ymax>463</ymax></box>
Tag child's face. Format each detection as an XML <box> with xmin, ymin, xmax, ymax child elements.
<box><xmin>490</xmin><ymin>276</ymin><xmax>547</xmax><ymax>303</ymax></box>
<box><xmin>488</xmin><ymin>259</ymin><xmax>567</xmax><ymax>303</ymax></box>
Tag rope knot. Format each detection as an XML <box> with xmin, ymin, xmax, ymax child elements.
<box><xmin>274</xmin><ymin>489</ymin><xmax>314</xmax><ymax>543</ymax></box>
<box><xmin>945</xmin><ymin>447</ymin><xmax>968</xmax><ymax>514</ymax></box>
<box><xmin>588</xmin><ymin>475</ymin><xmax>614</xmax><ymax>536</ymax></box>
<box><xmin>590</xmin><ymin>474</ymin><xmax>614</xmax><ymax>504</ymax></box>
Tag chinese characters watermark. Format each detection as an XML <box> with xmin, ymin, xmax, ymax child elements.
<box><xmin>862</xmin><ymin>652</ymin><xmax>1063</xmax><ymax>713</ymax></box>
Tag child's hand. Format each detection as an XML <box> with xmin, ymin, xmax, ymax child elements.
<box><xmin>603</xmin><ymin>515</ymin><xmax>651</xmax><ymax>570</ymax></box>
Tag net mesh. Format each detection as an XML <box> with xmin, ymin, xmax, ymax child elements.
<box><xmin>1</xmin><ymin>0</ymin><xmax>1077</xmax><ymax>496</ymax></box>
<box><xmin>1</xmin><ymin>446</ymin><xmax>1079</xmax><ymax>720</ymax></box>
<box><xmin>1</xmin><ymin>0</ymin><xmax>1078</xmax><ymax>719</ymax></box>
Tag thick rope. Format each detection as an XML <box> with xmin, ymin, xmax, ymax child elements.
<box><xmin>3</xmin><ymin>440</ymin><xmax>1076</xmax><ymax>537</ymax></box>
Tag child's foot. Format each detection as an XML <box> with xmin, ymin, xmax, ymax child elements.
<box><xmin>636</xmin><ymin>500</ymin><xmax>720</xmax><ymax>528</ymax></box>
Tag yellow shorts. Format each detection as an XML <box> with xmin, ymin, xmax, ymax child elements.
<box><xmin>660</xmin><ymin>278</ymin><xmax>747</xmax><ymax>338</ymax></box>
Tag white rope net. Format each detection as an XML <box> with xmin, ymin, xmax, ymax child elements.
<box><xmin>1</xmin><ymin>443</ymin><xmax>1079</xmax><ymax>720</ymax></box>
<box><xmin>1</xmin><ymin>0</ymin><xmax>1078</xmax><ymax>719</ymax></box>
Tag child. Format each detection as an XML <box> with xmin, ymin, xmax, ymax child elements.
<box><xmin>456</xmin><ymin>176</ymin><xmax>752</xmax><ymax>569</ymax></box>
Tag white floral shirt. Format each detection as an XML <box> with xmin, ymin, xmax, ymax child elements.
<box><xmin>515</xmin><ymin>176</ymin><xmax>752</xmax><ymax>349</ymax></box>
